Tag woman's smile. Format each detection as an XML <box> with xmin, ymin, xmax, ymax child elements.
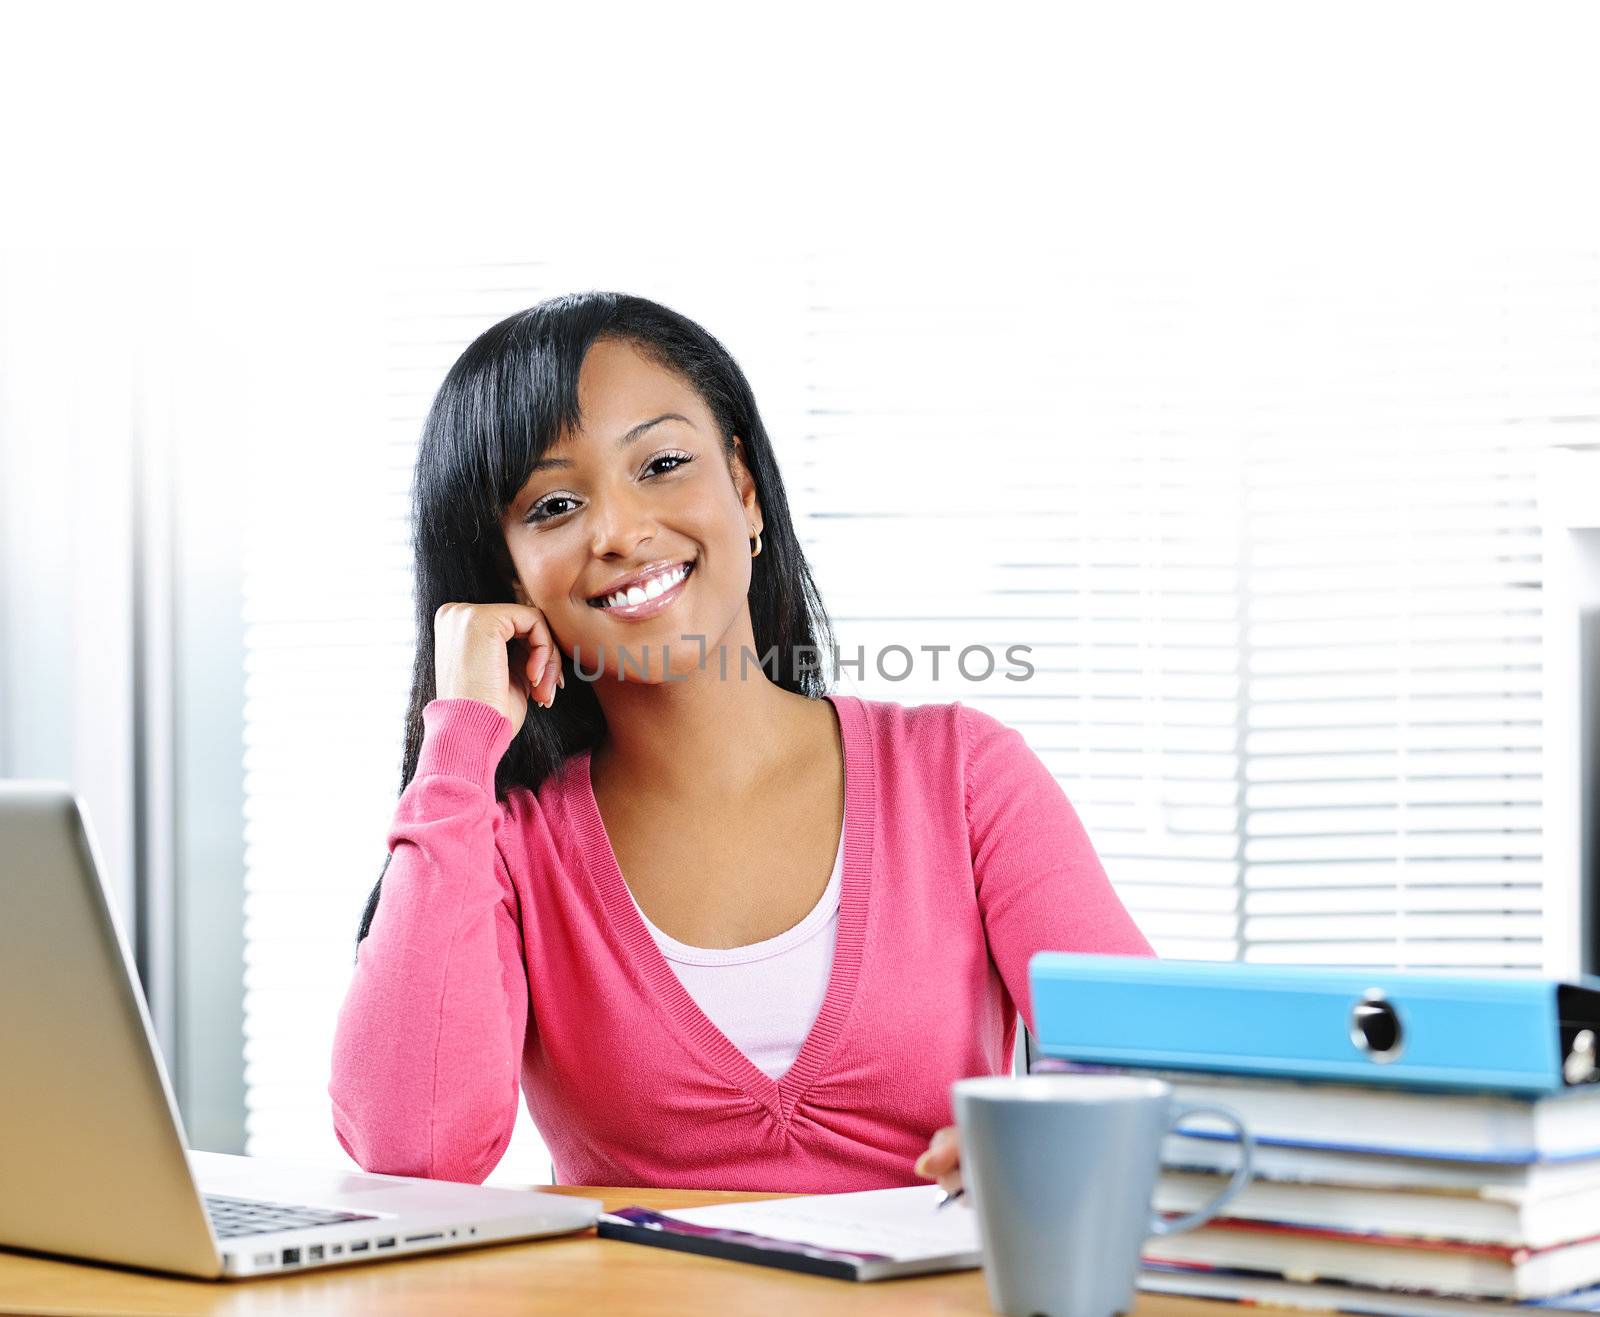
<box><xmin>586</xmin><ymin>558</ymin><xmax>696</xmax><ymax>621</ymax></box>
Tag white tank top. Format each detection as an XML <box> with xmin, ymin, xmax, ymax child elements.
<box><xmin>626</xmin><ymin>809</ymin><xmax>846</xmax><ymax>1081</ymax></box>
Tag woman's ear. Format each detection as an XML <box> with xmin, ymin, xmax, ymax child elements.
<box><xmin>731</xmin><ymin>436</ymin><xmax>763</xmax><ymax>536</ymax></box>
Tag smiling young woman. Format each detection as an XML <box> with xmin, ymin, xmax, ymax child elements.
<box><xmin>329</xmin><ymin>292</ymin><xmax>1153</xmax><ymax>1194</ymax></box>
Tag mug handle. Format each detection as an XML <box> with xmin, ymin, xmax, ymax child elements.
<box><xmin>1146</xmin><ymin>1102</ymin><xmax>1255</xmax><ymax>1237</ymax></box>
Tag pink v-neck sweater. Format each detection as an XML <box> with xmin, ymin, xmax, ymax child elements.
<box><xmin>330</xmin><ymin>693</ymin><xmax>1153</xmax><ymax>1192</ymax></box>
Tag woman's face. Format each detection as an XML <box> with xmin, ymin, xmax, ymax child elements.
<box><xmin>501</xmin><ymin>337</ymin><xmax>763</xmax><ymax>682</ymax></box>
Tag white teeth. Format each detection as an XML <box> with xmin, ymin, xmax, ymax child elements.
<box><xmin>596</xmin><ymin>562</ymin><xmax>690</xmax><ymax>610</ymax></box>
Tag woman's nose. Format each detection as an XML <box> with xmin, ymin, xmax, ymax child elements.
<box><xmin>587</xmin><ymin>484</ymin><xmax>657</xmax><ymax>559</ymax></box>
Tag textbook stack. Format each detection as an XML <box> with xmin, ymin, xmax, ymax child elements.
<box><xmin>1035</xmin><ymin>1059</ymin><xmax>1600</xmax><ymax>1315</ymax></box>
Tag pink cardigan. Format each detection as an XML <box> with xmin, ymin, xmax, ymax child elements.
<box><xmin>329</xmin><ymin>693</ymin><xmax>1153</xmax><ymax>1192</ymax></box>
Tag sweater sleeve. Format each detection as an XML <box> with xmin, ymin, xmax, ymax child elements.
<box><xmin>329</xmin><ymin>697</ymin><xmax>528</xmax><ymax>1184</ymax></box>
<box><xmin>959</xmin><ymin>702</ymin><xmax>1155</xmax><ymax>1034</ymax></box>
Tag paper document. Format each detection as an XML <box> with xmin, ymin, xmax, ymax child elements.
<box><xmin>663</xmin><ymin>1184</ymin><xmax>980</xmax><ymax>1261</ymax></box>
<box><xmin>598</xmin><ymin>1183</ymin><xmax>982</xmax><ymax>1280</ymax></box>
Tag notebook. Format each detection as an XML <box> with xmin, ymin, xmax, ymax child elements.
<box><xmin>597</xmin><ymin>1184</ymin><xmax>982</xmax><ymax>1281</ymax></box>
<box><xmin>1038</xmin><ymin>1059</ymin><xmax>1600</xmax><ymax>1162</ymax></box>
<box><xmin>1141</xmin><ymin>1218</ymin><xmax>1600</xmax><ymax>1301</ymax></box>
<box><xmin>1140</xmin><ymin>1264</ymin><xmax>1600</xmax><ymax>1316</ymax></box>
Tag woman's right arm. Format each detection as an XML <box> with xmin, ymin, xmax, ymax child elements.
<box><xmin>331</xmin><ymin>601</ymin><xmax>559</xmax><ymax>1182</ymax></box>
<box><xmin>328</xmin><ymin>697</ymin><xmax>527</xmax><ymax>1185</ymax></box>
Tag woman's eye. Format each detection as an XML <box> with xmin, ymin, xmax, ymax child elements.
<box><xmin>528</xmin><ymin>495</ymin><xmax>578</xmax><ymax>524</ymax></box>
<box><xmin>647</xmin><ymin>451</ymin><xmax>692</xmax><ymax>477</ymax></box>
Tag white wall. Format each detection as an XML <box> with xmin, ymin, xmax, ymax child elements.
<box><xmin>0</xmin><ymin>252</ymin><xmax>143</xmax><ymax>930</ymax></box>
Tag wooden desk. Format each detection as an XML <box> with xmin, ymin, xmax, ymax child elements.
<box><xmin>0</xmin><ymin>1186</ymin><xmax>1238</xmax><ymax>1316</ymax></box>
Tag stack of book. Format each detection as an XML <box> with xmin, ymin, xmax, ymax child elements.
<box><xmin>1036</xmin><ymin>1058</ymin><xmax>1600</xmax><ymax>1314</ymax></box>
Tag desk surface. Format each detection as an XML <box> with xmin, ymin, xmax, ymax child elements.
<box><xmin>0</xmin><ymin>1186</ymin><xmax>1241</xmax><ymax>1316</ymax></box>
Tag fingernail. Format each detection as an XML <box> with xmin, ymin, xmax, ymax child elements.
<box><xmin>913</xmin><ymin>1153</ymin><xmax>931</xmax><ymax>1177</ymax></box>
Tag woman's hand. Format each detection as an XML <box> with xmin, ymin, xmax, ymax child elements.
<box><xmin>433</xmin><ymin>601</ymin><xmax>563</xmax><ymax>729</ymax></box>
<box><xmin>914</xmin><ymin>1125</ymin><xmax>962</xmax><ymax>1195</ymax></box>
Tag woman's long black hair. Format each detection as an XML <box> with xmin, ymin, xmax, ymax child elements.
<box><xmin>355</xmin><ymin>292</ymin><xmax>834</xmax><ymax>947</ymax></box>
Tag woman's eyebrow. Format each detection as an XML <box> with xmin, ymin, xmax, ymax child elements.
<box><xmin>529</xmin><ymin>413</ymin><xmax>692</xmax><ymax>473</ymax></box>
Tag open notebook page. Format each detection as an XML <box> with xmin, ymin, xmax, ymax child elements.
<box><xmin>659</xmin><ymin>1184</ymin><xmax>980</xmax><ymax>1263</ymax></box>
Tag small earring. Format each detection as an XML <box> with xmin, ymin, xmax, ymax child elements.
<box><xmin>750</xmin><ymin>527</ymin><xmax>762</xmax><ymax>558</ymax></box>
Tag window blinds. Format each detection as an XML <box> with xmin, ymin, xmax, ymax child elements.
<box><xmin>239</xmin><ymin>250</ymin><xmax>1597</xmax><ymax>1176</ymax></box>
<box><xmin>793</xmin><ymin>254</ymin><xmax>1597</xmax><ymax>970</ymax></box>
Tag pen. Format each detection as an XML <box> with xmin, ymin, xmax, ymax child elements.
<box><xmin>936</xmin><ymin>1188</ymin><xmax>965</xmax><ymax>1210</ymax></box>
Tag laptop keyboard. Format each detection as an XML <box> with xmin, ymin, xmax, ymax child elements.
<box><xmin>204</xmin><ymin>1192</ymin><xmax>380</xmax><ymax>1239</ymax></box>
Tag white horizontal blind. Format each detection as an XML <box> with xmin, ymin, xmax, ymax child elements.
<box><xmin>238</xmin><ymin>267</ymin><xmax>425</xmax><ymax>1173</ymax></box>
<box><xmin>796</xmin><ymin>252</ymin><xmax>1600</xmax><ymax>970</ymax></box>
<box><xmin>240</xmin><ymin>250</ymin><xmax>1597</xmax><ymax>1181</ymax></box>
<box><xmin>1236</xmin><ymin>256</ymin><xmax>1600</xmax><ymax>968</ymax></box>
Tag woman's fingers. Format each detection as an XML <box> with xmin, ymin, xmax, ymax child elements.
<box><xmin>541</xmin><ymin>646</ymin><xmax>563</xmax><ymax>703</ymax></box>
<box><xmin>522</xmin><ymin>638</ymin><xmax>566</xmax><ymax>709</ymax></box>
<box><xmin>916</xmin><ymin>1126</ymin><xmax>963</xmax><ymax>1194</ymax></box>
<box><xmin>914</xmin><ymin>1125</ymin><xmax>960</xmax><ymax>1178</ymax></box>
<box><xmin>526</xmin><ymin>643</ymin><xmax>550</xmax><ymax>699</ymax></box>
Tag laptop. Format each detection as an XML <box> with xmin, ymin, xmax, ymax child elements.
<box><xmin>0</xmin><ymin>781</ymin><xmax>600</xmax><ymax>1279</ymax></box>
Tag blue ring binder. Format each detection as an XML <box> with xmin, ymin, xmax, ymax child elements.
<box><xmin>1030</xmin><ymin>954</ymin><xmax>1600</xmax><ymax>1095</ymax></box>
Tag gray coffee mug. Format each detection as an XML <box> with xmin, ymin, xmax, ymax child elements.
<box><xmin>953</xmin><ymin>1074</ymin><xmax>1254</xmax><ymax>1317</ymax></box>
